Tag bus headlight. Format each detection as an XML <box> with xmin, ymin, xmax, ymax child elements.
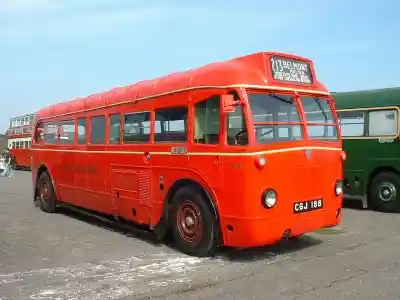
<box><xmin>262</xmin><ymin>189</ymin><xmax>277</xmax><ymax>208</ymax></box>
<box><xmin>335</xmin><ymin>180</ymin><xmax>343</xmax><ymax>196</ymax></box>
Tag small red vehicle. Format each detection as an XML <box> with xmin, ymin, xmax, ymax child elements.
<box><xmin>31</xmin><ymin>52</ymin><xmax>344</xmax><ymax>257</ymax></box>
<box><xmin>7</xmin><ymin>113</ymin><xmax>34</xmax><ymax>170</ymax></box>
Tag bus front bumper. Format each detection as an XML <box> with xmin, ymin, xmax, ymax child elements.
<box><xmin>220</xmin><ymin>208</ymin><xmax>342</xmax><ymax>248</ymax></box>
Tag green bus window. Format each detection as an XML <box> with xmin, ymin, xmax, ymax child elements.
<box><xmin>337</xmin><ymin>111</ymin><xmax>365</xmax><ymax>137</ymax></box>
<box><xmin>369</xmin><ymin>110</ymin><xmax>398</xmax><ymax>136</ymax></box>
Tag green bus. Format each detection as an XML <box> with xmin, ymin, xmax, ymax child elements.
<box><xmin>333</xmin><ymin>87</ymin><xmax>400</xmax><ymax>213</ymax></box>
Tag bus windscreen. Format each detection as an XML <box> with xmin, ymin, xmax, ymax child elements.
<box><xmin>248</xmin><ymin>93</ymin><xmax>303</xmax><ymax>144</ymax></box>
<box><xmin>300</xmin><ymin>96</ymin><xmax>338</xmax><ymax>141</ymax></box>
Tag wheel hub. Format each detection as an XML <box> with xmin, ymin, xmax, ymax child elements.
<box><xmin>176</xmin><ymin>200</ymin><xmax>203</xmax><ymax>244</ymax></box>
<box><xmin>379</xmin><ymin>182</ymin><xmax>396</xmax><ymax>202</ymax></box>
<box><xmin>185</xmin><ymin>216</ymin><xmax>195</xmax><ymax>226</ymax></box>
<box><xmin>41</xmin><ymin>181</ymin><xmax>49</xmax><ymax>202</ymax></box>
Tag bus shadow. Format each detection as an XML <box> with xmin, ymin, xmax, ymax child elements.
<box><xmin>45</xmin><ymin>203</ymin><xmax>163</xmax><ymax>248</ymax></box>
<box><xmin>214</xmin><ymin>235</ymin><xmax>323</xmax><ymax>262</ymax></box>
<box><xmin>33</xmin><ymin>200</ymin><xmax>323</xmax><ymax>259</ymax></box>
<box><xmin>342</xmin><ymin>198</ymin><xmax>365</xmax><ymax>210</ymax></box>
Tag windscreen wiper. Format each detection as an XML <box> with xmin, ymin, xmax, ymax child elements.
<box><xmin>269</xmin><ymin>93</ymin><xmax>293</xmax><ymax>104</ymax></box>
<box><xmin>313</xmin><ymin>97</ymin><xmax>329</xmax><ymax>122</ymax></box>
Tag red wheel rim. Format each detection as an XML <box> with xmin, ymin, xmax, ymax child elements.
<box><xmin>40</xmin><ymin>180</ymin><xmax>50</xmax><ymax>203</ymax></box>
<box><xmin>176</xmin><ymin>200</ymin><xmax>203</xmax><ymax>244</ymax></box>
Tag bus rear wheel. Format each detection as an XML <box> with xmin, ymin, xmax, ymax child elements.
<box><xmin>170</xmin><ymin>186</ymin><xmax>218</xmax><ymax>257</ymax></box>
<box><xmin>369</xmin><ymin>171</ymin><xmax>400</xmax><ymax>213</ymax></box>
<box><xmin>37</xmin><ymin>172</ymin><xmax>57</xmax><ymax>213</ymax></box>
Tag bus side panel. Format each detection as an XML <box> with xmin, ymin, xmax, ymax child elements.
<box><xmin>342</xmin><ymin>139</ymin><xmax>369</xmax><ymax>197</ymax></box>
<box><xmin>57</xmin><ymin>146</ymin><xmax>76</xmax><ymax>203</ymax></box>
<box><xmin>149</xmin><ymin>152</ymin><xmax>223</xmax><ymax>228</ymax></box>
<box><xmin>84</xmin><ymin>147</ymin><xmax>114</xmax><ymax>215</ymax></box>
<box><xmin>32</xmin><ymin>148</ymin><xmax>62</xmax><ymax>201</ymax></box>
<box><xmin>110</xmin><ymin>164</ymin><xmax>152</xmax><ymax>224</ymax></box>
<box><xmin>71</xmin><ymin>149</ymin><xmax>89</xmax><ymax>207</ymax></box>
<box><xmin>11</xmin><ymin>148</ymin><xmax>32</xmax><ymax>168</ymax></box>
<box><xmin>342</xmin><ymin>138</ymin><xmax>400</xmax><ymax>197</ymax></box>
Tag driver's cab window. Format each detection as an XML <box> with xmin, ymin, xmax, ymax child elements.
<box><xmin>194</xmin><ymin>95</ymin><xmax>220</xmax><ymax>144</ymax></box>
<box><xmin>227</xmin><ymin>103</ymin><xmax>248</xmax><ymax>146</ymax></box>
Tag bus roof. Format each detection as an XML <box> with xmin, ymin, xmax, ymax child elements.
<box><xmin>333</xmin><ymin>87</ymin><xmax>400</xmax><ymax>110</ymax></box>
<box><xmin>35</xmin><ymin>51</ymin><xmax>329</xmax><ymax>121</ymax></box>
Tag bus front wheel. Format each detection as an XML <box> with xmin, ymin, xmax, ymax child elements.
<box><xmin>369</xmin><ymin>171</ymin><xmax>400</xmax><ymax>213</ymax></box>
<box><xmin>37</xmin><ymin>172</ymin><xmax>57</xmax><ymax>213</ymax></box>
<box><xmin>170</xmin><ymin>186</ymin><xmax>218</xmax><ymax>257</ymax></box>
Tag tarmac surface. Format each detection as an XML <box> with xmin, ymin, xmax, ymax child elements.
<box><xmin>1</xmin><ymin>171</ymin><xmax>400</xmax><ymax>299</ymax></box>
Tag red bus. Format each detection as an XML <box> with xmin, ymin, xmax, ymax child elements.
<box><xmin>31</xmin><ymin>52</ymin><xmax>344</xmax><ymax>257</ymax></box>
<box><xmin>7</xmin><ymin>113</ymin><xmax>34</xmax><ymax>169</ymax></box>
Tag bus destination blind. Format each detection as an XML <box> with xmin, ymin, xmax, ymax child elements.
<box><xmin>270</xmin><ymin>56</ymin><xmax>313</xmax><ymax>84</ymax></box>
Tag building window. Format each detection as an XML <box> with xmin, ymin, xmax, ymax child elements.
<box><xmin>194</xmin><ymin>95</ymin><xmax>220</xmax><ymax>144</ymax></box>
<box><xmin>90</xmin><ymin>116</ymin><xmax>106</xmax><ymax>144</ymax></box>
<box><xmin>155</xmin><ymin>107</ymin><xmax>187</xmax><ymax>143</ymax></box>
<box><xmin>123</xmin><ymin>112</ymin><xmax>151</xmax><ymax>143</ymax></box>
<box><xmin>109</xmin><ymin>114</ymin><xmax>122</xmax><ymax>144</ymax></box>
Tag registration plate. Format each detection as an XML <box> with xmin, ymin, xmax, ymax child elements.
<box><xmin>293</xmin><ymin>199</ymin><xmax>323</xmax><ymax>214</ymax></box>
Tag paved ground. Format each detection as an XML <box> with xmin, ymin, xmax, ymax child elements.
<box><xmin>1</xmin><ymin>171</ymin><xmax>400</xmax><ymax>300</ymax></box>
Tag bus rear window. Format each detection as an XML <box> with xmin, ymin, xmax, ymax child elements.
<box><xmin>300</xmin><ymin>96</ymin><xmax>338</xmax><ymax>141</ymax></box>
<box><xmin>248</xmin><ymin>93</ymin><xmax>303</xmax><ymax>144</ymax></box>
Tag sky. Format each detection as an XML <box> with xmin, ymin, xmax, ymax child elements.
<box><xmin>0</xmin><ymin>0</ymin><xmax>399</xmax><ymax>132</ymax></box>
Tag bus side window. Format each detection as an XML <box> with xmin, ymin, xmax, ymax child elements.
<box><xmin>109</xmin><ymin>114</ymin><xmax>122</xmax><ymax>144</ymax></box>
<box><xmin>78</xmin><ymin>118</ymin><xmax>87</xmax><ymax>144</ymax></box>
<box><xmin>337</xmin><ymin>110</ymin><xmax>365</xmax><ymax>137</ymax></box>
<box><xmin>58</xmin><ymin>120</ymin><xmax>75</xmax><ymax>144</ymax></box>
<box><xmin>35</xmin><ymin>123</ymin><xmax>45</xmax><ymax>144</ymax></box>
<box><xmin>368</xmin><ymin>109</ymin><xmax>398</xmax><ymax>136</ymax></box>
<box><xmin>90</xmin><ymin>116</ymin><xmax>106</xmax><ymax>144</ymax></box>
<box><xmin>194</xmin><ymin>95</ymin><xmax>220</xmax><ymax>144</ymax></box>
<box><xmin>226</xmin><ymin>104</ymin><xmax>248</xmax><ymax>146</ymax></box>
<box><xmin>44</xmin><ymin>123</ymin><xmax>58</xmax><ymax>144</ymax></box>
<box><xmin>155</xmin><ymin>107</ymin><xmax>188</xmax><ymax>143</ymax></box>
<box><xmin>123</xmin><ymin>112</ymin><xmax>150</xmax><ymax>143</ymax></box>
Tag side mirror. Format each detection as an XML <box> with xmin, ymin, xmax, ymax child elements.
<box><xmin>222</xmin><ymin>94</ymin><xmax>236</xmax><ymax>113</ymax></box>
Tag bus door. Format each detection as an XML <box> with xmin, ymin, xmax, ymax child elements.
<box><xmin>190</xmin><ymin>92</ymin><xmax>223</xmax><ymax>190</ymax></box>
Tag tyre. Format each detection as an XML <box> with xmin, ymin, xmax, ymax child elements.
<box><xmin>37</xmin><ymin>172</ymin><xmax>57</xmax><ymax>213</ymax></box>
<box><xmin>369</xmin><ymin>171</ymin><xmax>400</xmax><ymax>213</ymax></box>
<box><xmin>170</xmin><ymin>186</ymin><xmax>218</xmax><ymax>257</ymax></box>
